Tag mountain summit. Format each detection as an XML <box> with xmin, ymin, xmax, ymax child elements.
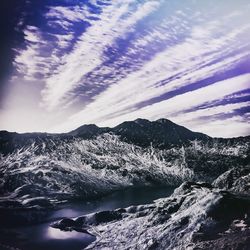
<box><xmin>111</xmin><ymin>118</ymin><xmax>209</xmax><ymax>148</ymax></box>
<box><xmin>63</xmin><ymin>118</ymin><xmax>209</xmax><ymax>148</ymax></box>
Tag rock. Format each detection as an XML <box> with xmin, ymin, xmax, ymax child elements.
<box><xmin>21</xmin><ymin>197</ymin><xmax>52</xmax><ymax>207</ymax></box>
<box><xmin>213</xmin><ymin>166</ymin><xmax>250</xmax><ymax>195</ymax></box>
<box><xmin>95</xmin><ymin>210</ymin><xmax>123</xmax><ymax>224</ymax></box>
<box><xmin>52</xmin><ymin>218</ymin><xmax>95</xmax><ymax>236</ymax></box>
<box><xmin>55</xmin><ymin>218</ymin><xmax>77</xmax><ymax>229</ymax></box>
<box><xmin>79</xmin><ymin>182</ymin><xmax>250</xmax><ymax>250</ymax></box>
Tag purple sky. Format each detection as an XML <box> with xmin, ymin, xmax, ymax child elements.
<box><xmin>0</xmin><ymin>0</ymin><xmax>250</xmax><ymax>137</ymax></box>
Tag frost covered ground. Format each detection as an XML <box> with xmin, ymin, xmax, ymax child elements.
<box><xmin>0</xmin><ymin>133</ymin><xmax>249</xmax><ymax>209</ymax></box>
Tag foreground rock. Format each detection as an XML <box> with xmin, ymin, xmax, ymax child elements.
<box><xmin>52</xmin><ymin>182</ymin><xmax>250</xmax><ymax>250</ymax></box>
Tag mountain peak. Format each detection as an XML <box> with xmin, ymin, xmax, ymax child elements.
<box><xmin>68</xmin><ymin>124</ymin><xmax>109</xmax><ymax>137</ymax></box>
<box><xmin>0</xmin><ymin>118</ymin><xmax>211</xmax><ymax>153</ymax></box>
<box><xmin>134</xmin><ymin>118</ymin><xmax>150</xmax><ymax>124</ymax></box>
<box><xmin>111</xmin><ymin>118</ymin><xmax>209</xmax><ymax>148</ymax></box>
<box><xmin>156</xmin><ymin>118</ymin><xmax>173</xmax><ymax>124</ymax></box>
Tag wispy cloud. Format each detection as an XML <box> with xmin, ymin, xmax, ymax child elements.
<box><xmin>2</xmin><ymin>0</ymin><xmax>250</xmax><ymax>137</ymax></box>
<box><xmin>46</xmin><ymin>5</ymin><xmax>92</xmax><ymax>23</ymax></box>
<box><xmin>54</xmin><ymin>74</ymin><xmax>250</xmax><ymax>136</ymax></box>
<box><xmin>52</xmin><ymin>15</ymin><xmax>250</xmax><ymax>132</ymax></box>
<box><xmin>42</xmin><ymin>0</ymin><xmax>161</xmax><ymax>109</ymax></box>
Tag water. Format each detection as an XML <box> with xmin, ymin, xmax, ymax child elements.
<box><xmin>0</xmin><ymin>186</ymin><xmax>175</xmax><ymax>250</ymax></box>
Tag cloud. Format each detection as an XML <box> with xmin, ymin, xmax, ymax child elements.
<box><xmin>2</xmin><ymin>0</ymin><xmax>250</xmax><ymax>137</ymax></box>
<box><xmin>52</xmin><ymin>19</ymin><xmax>250</xmax><ymax>129</ymax></box>
<box><xmin>14</xmin><ymin>26</ymin><xmax>50</xmax><ymax>79</ymax></box>
<box><xmin>46</xmin><ymin>5</ymin><xmax>91</xmax><ymax>23</ymax></box>
<box><xmin>53</xmin><ymin>74</ymin><xmax>250</xmax><ymax>137</ymax></box>
<box><xmin>41</xmin><ymin>0</ymin><xmax>161</xmax><ymax>110</ymax></box>
<box><xmin>12</xmin><ymin>2</ymin><xmax>102</xmax><ymax>81</ymax></box>
<box><xmin>174</xmin><ymin>101</ymin><xmax>250</xmax><ymax>121</ymax></box>
<box><xmin>190</xmin><ymin>116</ymin><xmax>250</xmax><ymax>138</ymax></box>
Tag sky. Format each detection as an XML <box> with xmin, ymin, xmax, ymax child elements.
<box><xmin>0</xmin><ymin>0</ymin><xmax>250</xmax><ymax>137</ymax></box>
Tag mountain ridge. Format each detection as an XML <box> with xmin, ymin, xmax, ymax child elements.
<box><xmin>1</xmin><ymin>118</ymin><xmax>249</xmax><ymax>155</ymax></box>
<box><xmin>1</xmin><ymin>118</ymin><xmax>248</xmax><ymax>139</ymax></box>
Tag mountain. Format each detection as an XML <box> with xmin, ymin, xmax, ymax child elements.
<box><xmin>53</xmin><ymin>182</ymin><xmax>250</xmax><ymax>250</ymax></box>
<box><xmin>0</xmin><ymin>118</ymin><xmax>249</xmax><ymax>250</ymax></box>
<box><xmin>67</xmin><ymin>118</ymin><xmax>210</xmax><ymax>147</ymax></box>
<box><xmin>0</xmin><ymin>118</ymin><xmax>210</xmax><ymax>155</ymax></box>
<box><xmin>0</xmin><ymin>131</ymin><xmax>60</xmax><ymax>155</ymax></box>
<box><xmin>112</xmin><ymin>118</ymin><xmax>209</xmax><ymax>148</ymax></box>
<box><xmin>0</xmin><ymin>118</ymin><xmax>249</xmax><ymax>209</ymax></box>
<box><xmin>68</xmin><ymin>124</ymin><xmax>110</xmax><ymax>138</ymax></box>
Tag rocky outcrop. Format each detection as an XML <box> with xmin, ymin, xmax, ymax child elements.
<box><xmin>52</xmin><ymin>182</ymin><xmax>250</xmax><ymax>250</ymax></box>
<box><xmin>213</xmin><ymin>166</ymin><xmax>250</xmax><ymax>195</ymax></box>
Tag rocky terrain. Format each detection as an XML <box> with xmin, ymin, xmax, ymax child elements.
<box><xmin>0</xmin><ymin>118</ymin><xmax>249</xmax><ymax>249</ymax></box>
<box><xmin>0</xmin><ymin>119</ymin><xmax>249</xmax><ymax>209</ymax></box>
<box><xmin>53</xmin><ymin>181</ymin><xmax>250</xmax><ymax>250</ymax></box>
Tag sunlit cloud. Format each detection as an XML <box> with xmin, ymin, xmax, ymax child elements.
<box><xmin>42</xmin><ymin>0</ymin><xmax>161</xmax><ymax>109</ymax></box>
<box><xmin>1</xmin><ymin>0</ymin><xmax>250</xmax><ymax>137</ymax></box>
